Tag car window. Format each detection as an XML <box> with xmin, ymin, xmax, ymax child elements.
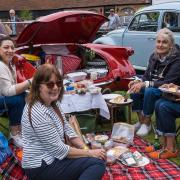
<box><xmin>128</xmin><ymin>12</ymin><xmax>159</xmax><ymax>32</ymax></box>
<box><xmin>162</xmin><ymin>12</ymin><xmax>180</xmax><ymax>32</ymax></box>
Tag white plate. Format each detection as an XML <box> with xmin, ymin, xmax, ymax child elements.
<box><xmin>119</xmin><ymin>156</ymin><xmax>150</xmax><ymax>167</ymax></box>
<box><xmin>159</xmin><ymin>87</ymin><xmax>180</xmax><ymax>96</ymax></box>
<box><xmin>102</xmin><ymin>94</ymin><xmax>121</xmax><ymax>100</ymax></box>
<box><xmin>109</xmin><ymin>98</ymin><xmax>133</xmax><ymax>104</ymax></box>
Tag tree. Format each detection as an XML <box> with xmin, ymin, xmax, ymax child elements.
<box><xmin>19</xmin><ymin>10</ymin><xmax>33</xmax><ymax>20</ymax></box>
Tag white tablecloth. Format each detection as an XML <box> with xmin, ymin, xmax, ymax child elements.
<box><xmin>60</xmin><ymin>92</ymin><xmax>110</xmax><ymax>119</ymax></box>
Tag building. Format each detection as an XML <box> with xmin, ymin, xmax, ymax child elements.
<box><xmin>0</xmin><ymin>0</ymin><xmax>151</xmax><ymax>19</ymax></box>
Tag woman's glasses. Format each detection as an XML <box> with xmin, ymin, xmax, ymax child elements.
<box><xmin>41</xmin><ymin>81</ymin><xmax>62</xmax><ymax>89</ymax></box>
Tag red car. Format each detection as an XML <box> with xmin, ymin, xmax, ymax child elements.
<box><xmin>15</xmin><ymin>11</ymin><xmax>135</xmax><ymax>91</ymax></box>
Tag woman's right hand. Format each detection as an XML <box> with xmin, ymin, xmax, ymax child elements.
<box><xmin>88</xmin><ymin>149</ymin><xmax>106</xmax><ymax>160</ymax></box>
<box><xmin>128</xmin><ymin>80</ymin><xmax>141</xmax><ymax>89</ymax></box>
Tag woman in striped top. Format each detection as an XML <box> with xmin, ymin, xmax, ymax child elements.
<box><xmin>22</xmin><ymin>64</ymin><xmax>106</xmax><ymax>180</ymax></box>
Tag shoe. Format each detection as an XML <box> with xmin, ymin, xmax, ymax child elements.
<box><xmin>145</xmin><ymin>145</ymin><xmax>155</xmax><ymax>153</ymax></box>
<box><xmin>10</xmin><ymin>133</ymin><xmax>23</xmax><ymax>148</ymax></box>
<box><xmin>145</xmin><ymin>145</ymin><xmax>162</xmax><ymax>153</ymax></box>
<box><xmin>134</xmin><ymin>121</ymin><xmax>141</xmax><ymax>131</ymax></box>
<box><xmin>149</xmin><ymin>149</ymin><xmax>179</xmax><ymax>159</ymax></box>
<box><xmin>136</xmin><ymin>124</ymin><xmax>151</xmax><ymax>136</ymax></box>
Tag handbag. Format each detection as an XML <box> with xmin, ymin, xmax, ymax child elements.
<box><xmin>52</xmin><ymin>104</ymin><xmax>86</xmax><ymax>147</ymax></box>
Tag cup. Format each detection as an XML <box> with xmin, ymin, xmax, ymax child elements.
<box><xmin>90</xmin><ymin>72</ymin><xmax>98</xmax><ymax>80</ymax></box>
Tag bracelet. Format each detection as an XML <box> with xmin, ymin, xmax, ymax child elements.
<box><xmin>83</xmin><ymin>145</ymin><xmax>89</xmax><ymax>150</ymax></box>
<box><xmin>27</xmin><ymin>79</ymin><xmax>32</xmax><ymax>86</ymax></box>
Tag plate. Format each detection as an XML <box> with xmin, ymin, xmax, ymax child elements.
<box><xmin>118</xmin><ymin>156</ymin><xmax>150</xmax><ymax>167</ymax></box>
<box><xmin>109</xmin><ymin>98</ymin><xmax>133</xmax><ymax>104</ymax></box>
<box><xmin>102</xmin><ymin>94</ymin><xmax>121</xmax><ymax>100</ymax></box>
<box><xmin>159</xmin><ymin>87</ymin><xmax>180</xmax><ymax>96</ymax></box>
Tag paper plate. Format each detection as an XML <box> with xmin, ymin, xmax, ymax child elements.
<box><xmin>159</xmin><ymin>87</ymin><xmax>180</xmax><ymax>96</ymax></box>
<box><xmin>102</xmin><ymin>94</ymin><xmax>121</xmax><ymax>100</ymax></box>
<box><xmin>109</xmin><ymin>98</ymin><xmax>133</xmax><ymax>105</ymax></box>
<box><xmin>119</xmin><ymin>156</ymin><xmax>150</xmax><ymax>167</ymax></box>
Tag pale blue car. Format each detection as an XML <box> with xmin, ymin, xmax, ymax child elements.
<box><xmin>94</xmin><ymin>2</ymin><xmax>180</xmax><ymax>72</ymax></box>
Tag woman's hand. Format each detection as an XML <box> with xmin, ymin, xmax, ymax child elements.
<box><xmin>128</xmin><ymin>80</ymin><xmax>141</xmax><ymax>89</ymax></box>
<box><xmin>88</xmin><ymin>149</ymin><xmax>106</xmax><ymax>160</ymax></box>
<box><xmin>128</xmin><ymin>82</ymin><xmax>145</xmax><ymax>93</ymax></box>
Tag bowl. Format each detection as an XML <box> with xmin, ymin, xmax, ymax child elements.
<box><xmin>94</xmin><ymin>135</ymin><xmax>109</xmax><ymax>144</ymax></box>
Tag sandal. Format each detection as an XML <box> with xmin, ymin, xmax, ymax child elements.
<box><xmin>148</xmin><ymin>149</ymin><xmax>179</xmax><ymax>159</ymax></box>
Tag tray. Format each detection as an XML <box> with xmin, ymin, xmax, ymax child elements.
<box><xmin>109</xmin><ymin>98</ymin><xmax>133</xmax><ymax>105</ymax></box>
<box><xmin>118</xmin><ymin>156</ymin><xmax>150</xmax><ymax>167</ymax></box>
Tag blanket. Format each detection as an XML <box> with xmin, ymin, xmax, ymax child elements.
<box><xmin>102</xmin><ymin>136</ymin><xmax>180</xmax><ymax>180</ymax></box>
<box><xmin>0</xmin><ymin>137</ymin><xmax>179</xmax><ymax>180</ymax></box>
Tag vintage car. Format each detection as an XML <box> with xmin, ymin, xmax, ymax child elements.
<box><xmin>94</xmin><ymin>2</ymin><xmax>180</xmax><ymax>72</ymax></box>
<box><xmin>15</xmin><ymin>11</ymin><xmax>135</xmax><ymax>91</ymax></box>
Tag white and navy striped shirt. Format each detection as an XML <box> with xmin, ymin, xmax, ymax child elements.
<box><xmin>21</xmin><ymin>101</ymin><xmax>77</xmax><ymax>169</ymax></box>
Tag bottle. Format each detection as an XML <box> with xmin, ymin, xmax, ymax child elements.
<box><xmin>153</xmin><ymin>134</ymin><xmax>160</xmax><ymax>150</ymax></box>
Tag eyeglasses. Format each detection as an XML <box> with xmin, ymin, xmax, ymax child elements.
<box><xmin>41</xmin><ymin>81</ymin><xmax>62</xmax><ymax>89</ymax></box>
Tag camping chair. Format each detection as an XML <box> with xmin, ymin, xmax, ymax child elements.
<box><xmin>176</xmin><ymin>124</ymin><xmax>180</xmax><ymax>141</ymax></box>
<box><xmin>0</xmin><ymin>96</ymin><xmax>8</xmax><ymax>131</ymax></box>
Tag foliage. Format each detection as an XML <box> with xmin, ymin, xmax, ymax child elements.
<box><xmin>19</xmin><ymin>10</ymin><xmax>33</xmax><ymax>20</ymax></box>
<box><xmin>85</xmin><ymin>49</ymin><xmax>96</xmax><ymax>61</ymax></box>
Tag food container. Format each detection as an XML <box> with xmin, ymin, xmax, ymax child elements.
<box><xmin>90</xmin><ymin>72</ymin><xmax>98</xmax><ymax>80</ymax></box>
<box><xmin>106</xmin><ymin>150</ymin><xmax>117</xmax><ymax>164</ymax></box>
<box><xmin>111</xmin><ymin>123</ymin><xmax>135</xmax><ymax>147</ymax></box>
<box><xmin>88</xmin><ymin>87</ymin><xmax>102</xmax><ymax>94</ymax></box>
<box><xmin>67</xmin><ymin>72</ymin><xmax>87</xmax><ymax>82</ymax></box>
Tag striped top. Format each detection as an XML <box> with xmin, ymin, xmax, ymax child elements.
<box><xmin>21</xmin><ymin>101</ymin><xmax>77</xmax><ymax>169</ymax></box>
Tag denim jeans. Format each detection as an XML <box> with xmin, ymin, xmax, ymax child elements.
<box><xmin>155</xmin><ymin>98</ymin><xmax>180</xmax><ymax>136</ymax></box>
<box><xmin>130</xmin><ymin>87</ymin><xmax>162</xmax><ymax>117</ymax></box>
<box><xmin>0</xmin><ymin>93</ymin><xmax>26</xmax><ymax>126</ymax></box>
<box><xmin>25</xmin><ymin>157</ymin><xmax>106</xmax><ymax>180</ymax></box>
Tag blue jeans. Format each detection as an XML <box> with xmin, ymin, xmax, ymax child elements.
<box><xmin>25</xmin><ymin>157</ymin><xmax>106</xmax><ymax>180</ymax></box>
<box><xmin>130</xmin><ymin>87</ymin><xmax>162</xmax><ymax>117</ymax></box>
<box><xmin>155</xmin><ymin>98</ymin><xmax>180</xmax><ymax>136</ymax></box>
<box><xmin>0</xmin><ymin>93</ymin><xmax>26</xmax><ymax>126</ymax></box>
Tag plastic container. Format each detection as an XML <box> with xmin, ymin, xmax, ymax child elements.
<box><xmin>111</xmin><ymin>123</ymin><xmax>135</xmax><ymax>146</ymax></box>
<box><xmin>67</xmin><ymin>72</ymin><xmax>87</xmax><ymax>82</ymax></box>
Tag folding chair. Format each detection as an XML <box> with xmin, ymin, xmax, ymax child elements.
<box><xmin>176</xmin><ymin>124</ymin><xmax>180</xmax><ymax>140</ymax></box>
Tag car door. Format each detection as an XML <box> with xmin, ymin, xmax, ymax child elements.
<box><xmin>122</xmin><ymin>11</ymin><xmax>160</xmax><ymax>71</ymax></box>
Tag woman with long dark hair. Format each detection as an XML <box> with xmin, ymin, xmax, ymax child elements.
<box><xmin>22</xmin><ymin>64</ymin><xmax>106</xmax><ymax>180</ymax></box>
